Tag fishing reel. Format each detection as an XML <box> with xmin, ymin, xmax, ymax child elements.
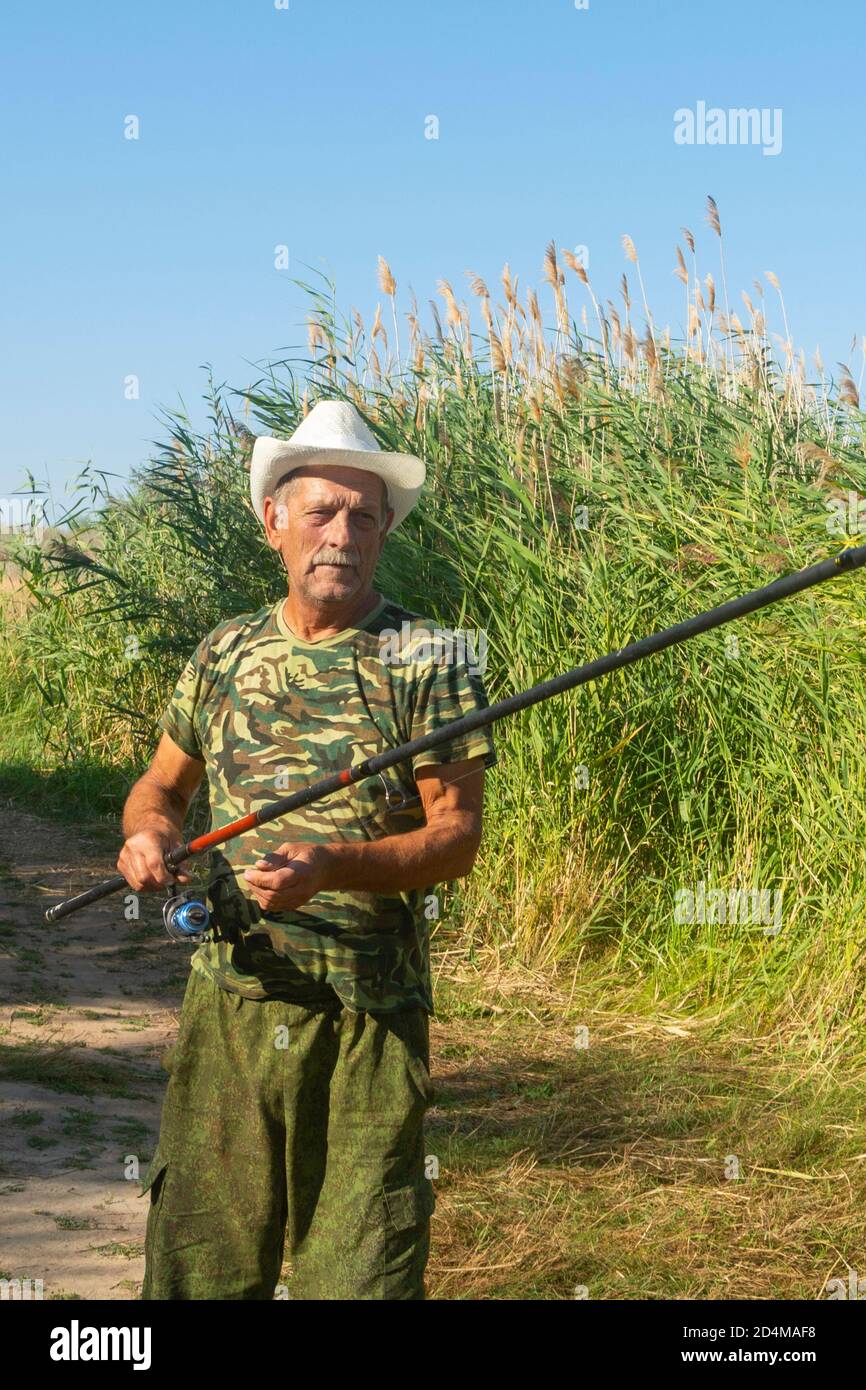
<box><xmin>163</xmin><ymin>882</ymin><xmax>211</xmax><ymax>943</ymax></box>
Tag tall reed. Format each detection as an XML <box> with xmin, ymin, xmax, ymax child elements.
<box><xmin>2</xmin><ymin>207</ymin><xmax>865</xmax><ymax>1052</ymax></box>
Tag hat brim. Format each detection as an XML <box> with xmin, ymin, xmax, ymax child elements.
<box><xmin>250</xmin><ymin>441</ymin><xmax>425</xmax><ymax>533</ymax></box>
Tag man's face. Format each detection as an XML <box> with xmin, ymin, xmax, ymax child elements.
<box><xmin>262</xmin><ymin>464</ymin><xmax>393</xmax><ymax>606</ymax></box>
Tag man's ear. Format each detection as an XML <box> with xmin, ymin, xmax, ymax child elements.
<box><xmin>262</xmin><ymin>495</ymin><xmax>286</xmax><ymax>551</ymax></box>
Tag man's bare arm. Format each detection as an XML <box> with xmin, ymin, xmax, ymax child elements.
<box><xmin>243</xmin><ymin>757</ymin><xmax>487</xmax><ymax>911</ymax></box>
<box><xmin>118</xmin><ymin>732</ymin><xmax>206</xmax><ymax>890</ymax></box>
<box><xmin>326</xmin><ymin>757</ymin><xmax>486</xmax><ymax>892</ymax></box>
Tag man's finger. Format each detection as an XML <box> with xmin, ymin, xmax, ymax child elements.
<box><xmin>128</xmin><ymin>854</ymin><xmax>167</xmax><ymax>891</ymax></box>
<box><xmin>244</xmin><ymin>866</ymin><xmax>303</xmax><ymax>890</ymax></box>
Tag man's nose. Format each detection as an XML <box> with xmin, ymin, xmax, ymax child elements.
<box><xmin>323</xmin><ymin>509</ymin><xmax>355</xmax><ymax>550</ymax></box>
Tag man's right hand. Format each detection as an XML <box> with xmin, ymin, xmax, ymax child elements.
<box><xmin>117</xmin><ymin>732</ymin><xmax>204</xmax><ymax>891</ymax></box>
<box><xmin>117</xmin><ymin>830</ymin><xmax>190</xmax><ymax>892</ymax></box>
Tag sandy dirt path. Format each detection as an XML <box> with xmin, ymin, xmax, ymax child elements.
<box><xmin>0</xmin><ymin>811</ymin><xmax>188</xmax><ymax>1300</ymax></box>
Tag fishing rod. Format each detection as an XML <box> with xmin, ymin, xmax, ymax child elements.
<box><xmin>45</xmin><ymin>542</ymin><xmax>866</xmax><ymax>926</ymax></box>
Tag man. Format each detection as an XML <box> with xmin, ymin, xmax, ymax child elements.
<box><xmin>120</xmin><ymin>399</ymin><xmax>497</xmax><ymax>1300</ymax></box>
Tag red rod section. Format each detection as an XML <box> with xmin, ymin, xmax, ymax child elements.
<box><xmin>187</xmin><ymin>813</ymin><xmax>261</xmax><ymax>853</ymax></box>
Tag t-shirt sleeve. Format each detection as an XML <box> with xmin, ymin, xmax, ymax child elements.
<box><xmin>408</xmin><ymin>650</ymin><xmax>498</xmax><ymax>777</ymax></box>
<box><xmin>159</xmin><ymin>637</ymin><xmax>209</xmax><ymax>760</ymax></box>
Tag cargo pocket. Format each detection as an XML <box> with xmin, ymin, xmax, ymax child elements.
<box><xmin>380</xmin><ymin>1179</ymin><xmax>436</xmax><ymax>1299</ymax></box>
<box><xmin>138</xmin><ymin>1150</ymin><xmax>170</xmax><ymax>1298</ymax></box>
<box><xmin>392</xmin><ymin>1009</ymin><xmax>435</xmax><ymax>1109</ymax></box>
<box><xmin>405</xmin><ymin>1049</ymin><xmax>435</xmax><ymax>1108</ymax></box>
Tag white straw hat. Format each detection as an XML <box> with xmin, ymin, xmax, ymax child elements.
<box><xmin>249</xmin><ymin>400</ymin><xmax>425</xmax><ymax>533</ymax></box>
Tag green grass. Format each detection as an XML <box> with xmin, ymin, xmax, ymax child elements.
<box><xmin>1</xmin><ymin>227</ymin><xmax>865</xmax><ymax>1073</ymax></box>
<box><xmin>11</xmin><ymin>981</ymin><xmax>67</xmax><ymax>1005</ymax></box>
<box><xmin>60</xmin><ymin>1109</ymin><xmax>98</xmax><ymax>1139</ymax></box>
<box><xmin>17</xmin><ymin>948</ymin><xmax>45</xmax><ymax>966</ymax></box>
<box><xmin>110</xmin><ymin>1119</ymin><xmax>151</xmax><ymax>1144</ymax></box>
<box><xmin>90</xmin><ymin>1241</ymin><xmax>144</xmax><ymax>1259</ymax></box>
<box><xmin>11</xmin><ymin>1008</ymin><xmax>53</xmax><ymax>1026</ymax></box>
<box><xmin>0</xmin><ymin>715</ymin><xmax>140</xmax><ymax>828</ymax></box>
<box><xmin>0</xmin><ymin>1041</ymin><xmax>156</xmax><ymax>1100</ymax></box>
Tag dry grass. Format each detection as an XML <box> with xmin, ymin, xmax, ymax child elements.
<box><xmin>426</xmin><ymin>963</ymin><xmax>866</xmax><ymax>1300</ymax></box>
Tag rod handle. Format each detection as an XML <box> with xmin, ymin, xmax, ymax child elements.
<box><xmin>44</xmin><ymin>873</ymin><xmax>131</xmax><ymax>922</ymax></box>
<box><xmin>44</xmin><ymin>845</ymin><xmax>194</xmax><ymax>922</ymax></box>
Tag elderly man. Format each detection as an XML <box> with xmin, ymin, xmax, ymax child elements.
<box><xmin>120</xmin><ymin>399</ymin><xmax>496</xmax><ymax>1300</ymax></box>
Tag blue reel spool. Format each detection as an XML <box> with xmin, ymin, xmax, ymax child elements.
<box><xmin>163</xmin><ymin>889</ymin><xmax>211</xmax><ymax>942</ymax></box>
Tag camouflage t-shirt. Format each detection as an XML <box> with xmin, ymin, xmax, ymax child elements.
<box><xmin>159</xmin><ymin>593</ymin><xmax>497</xmax><ymax>1015</ymax></box>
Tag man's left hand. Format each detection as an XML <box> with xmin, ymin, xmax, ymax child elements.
<box><xmin>243</xmin><ymin>842</ymin><xmax>333</xmax><ymax>913</ymax></box>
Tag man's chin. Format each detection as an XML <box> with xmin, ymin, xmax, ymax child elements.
<box><xmin>308</xmin><ymin>572</ymin><xmax>360</xmax><ymax>600</ymax></box>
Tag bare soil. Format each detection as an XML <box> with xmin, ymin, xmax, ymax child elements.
<box><xmin>0</xmin><ymin>811</ymin><xmax>186</xmax><ymax>1300</ymax></box>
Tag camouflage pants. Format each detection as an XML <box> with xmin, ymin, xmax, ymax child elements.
<box><xmin>139</xmin><ymin>968</ymin><xmax>435</xmax><ymax>1300</ymax></box>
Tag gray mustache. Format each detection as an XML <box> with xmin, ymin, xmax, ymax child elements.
<box><xmin>314</xmin><ymin>551</ymin><xmax>357</xmax><ymax>567</ymax></box>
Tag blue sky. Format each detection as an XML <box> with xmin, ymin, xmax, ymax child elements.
<box><xmin>1</xmin><ymin>0</ymin><xmax>863</xmax><ymax>501</ymax></box>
